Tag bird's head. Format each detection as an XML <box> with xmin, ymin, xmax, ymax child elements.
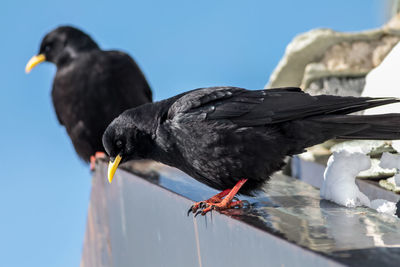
<box><xmin>102</xmin><ymin>110</ymin><xmax>154</xmax><ymax>183</ymax></box>
<box><xmin>25</xmin><ymin>26</ymin><xmax>99</xmax><ymax>73</ymax></box>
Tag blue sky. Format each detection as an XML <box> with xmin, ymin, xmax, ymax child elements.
<box><xmin>0</xmin><ymin>0</ymin><xmax>388</xmax><ymax>266</ymax></box>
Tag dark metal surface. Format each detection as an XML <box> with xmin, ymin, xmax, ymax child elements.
<box><xmin>82</xmin><ymin>161</ymin><xmax>400</xmax><ymax>267</ymax></box>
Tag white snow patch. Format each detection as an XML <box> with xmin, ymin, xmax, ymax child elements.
<box><xmin>379</xmin><ymin>152</ymin><xmax>400</xmax><ymax>187</ymax></box>
<box><xmin>362</xmin><ymin>41</ymin><xmax>400</xmax><ymax>114</ymax></box>
<box><xmin>391</xmin><ymin>140</ymin><xmax>400</xmax><ymax>153</ymax></box>
<box><xmin>370</xmin><ymin>199</ymin><xmax>397</xmax><ymax>216</ymax></box>
<box><xmin>321</xmin><ymin>151</ymin><xmax>398</xmax><ymax>216</ymax></box>
<box><xmin>392</xmin><ymin>176</ymin><xmax>400</xmax><ymax>188</ymax></box>
<box><xmin>321</xmin><ymin>151</ymin><xmax>371</xmax><ymax>207</ymax></box>
<box><xmin>379</xmin><ymin>152</ymin><xmax>400</xmax><ymax>169</ymax></box>
<box><xmin>298</xmin><ymin>150</ymin><xmax>315</xmax><ymax>161</ymax></box>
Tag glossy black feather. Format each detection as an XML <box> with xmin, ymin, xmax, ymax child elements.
<box><xmin>103</xmin><ymin>87</ymin><xmax>400</xmax><ymax>195</ymax></box>
<box><xmin>36</xmin><ymin>26</ymin><xmax>152</xmax><ymax>162</ymax></box>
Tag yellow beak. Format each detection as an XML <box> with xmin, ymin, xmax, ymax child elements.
<box><xmin>25</xmin><ymin>54</ymin><xmax>46</xmax><ymax>73</ymax></box>
<box><xmin>108</xmin><ymin>154</ymin><xmax>122</xmax><ymax>183</ymax></box>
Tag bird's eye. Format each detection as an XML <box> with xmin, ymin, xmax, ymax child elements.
<box><xmin>44</xmin><ymin>45</ymin><xmax>51</xmax><ymax>52</ymax></box>
<box><xmin>116</xmin><ymin>140</ymin><xmax>123</xmax><ymax>148</ymax></box>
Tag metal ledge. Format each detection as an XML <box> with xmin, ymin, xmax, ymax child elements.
<box><xmin>81</xmin><ymin>161</ymin><xmax>400</xmax><ymax>267</ymax></box>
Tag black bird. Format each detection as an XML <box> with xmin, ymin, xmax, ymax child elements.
<box><xmin>103</xmin><ymin>86</ymin><xmax>400</xmax><ymax>215</ymax></box>
<box><xmin>26</xmin><ymin>26</ymin><xmax>152</xmax><ymax>168</ymax></box>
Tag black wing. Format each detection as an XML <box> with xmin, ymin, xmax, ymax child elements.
<box><xmin>167</xmin><ymin>86</ymin><xmax>399</xmax><ymax>127</ymax></box>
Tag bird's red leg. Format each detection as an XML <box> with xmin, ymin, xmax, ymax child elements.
<box><xmin>90</xmin><ymin>151</ymin><xmax>106</xmax><ymax>171</ymax></box>
<box><xmin>188</xmin><ymin>179</ymin><xmax>248</xmax><ymax>216</ymax></box>
<box><xmin>200</xmin><ymin>179</ymin><xmax>248</xmax><ymax>215</ymax></box>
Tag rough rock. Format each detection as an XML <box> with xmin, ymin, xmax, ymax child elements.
<box><xmin>266</xmin><ymin>15</ymin><xmax>400</xmax><ymax>89</ymax></box>
<box><xmin>358</xmin><ymin>159</ymin><xmax>397</xmax><ymax>179</ymax></box>
<box><xmin>330</xmin><ymin>140</ymin><xmax>391</xmax><ymax>155</ymax></box>
<box><xmin>379</xmin><ymin>176</ymin><xmax>400</xmax><ymax>193</ymax></box>
<box><xmin>267</xmin><ymin>11</ymin><xmax>400</xmax><ymax>188</ymax></box>
<box><xmin>306</xmin><ymin>76</ymin><xmax>365</xmax><ymax>96</ymax></box>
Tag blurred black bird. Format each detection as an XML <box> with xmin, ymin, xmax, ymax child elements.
<box><xmin>26</xmin><ymin>26</ymin><xmax>152</xmax><ymax>169</ymax></box>
<box><xmin>103</xmin><ymin>86</ymin><xmax>400</xmax><ymax>215</ymax></box>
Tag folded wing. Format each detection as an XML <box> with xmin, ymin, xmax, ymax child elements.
<box><xmin>167</xmin><ymin>86</ymin><xmax>399</xmax><ymax>127</ymax></box>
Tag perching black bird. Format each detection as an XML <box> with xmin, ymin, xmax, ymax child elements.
<box><xmin>103</xmin><ymin>86</ymin><xmax>400</xmax><ymax>215</ymax></box>
<box><xmin>26</xmin><ymin>26</ymin><xmax>152</xmax><ymax>168</ymax></box>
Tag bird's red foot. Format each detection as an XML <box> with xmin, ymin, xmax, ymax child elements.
<box><xmin>188</xmin><ymin>179</ymin><xmax>248</xmax><ymax>216</ymax></box>
<box><xmin>188</xmin><ymin>188</ymin><xmax>231</xmax><ymax>215</ymax></box>
<box><xmin>90</xmin><ymin>151</ymin><xmax>107</xmax><ymax>171</ymax></box>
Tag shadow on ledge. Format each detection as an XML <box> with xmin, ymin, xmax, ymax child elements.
<box><xmin>81</xmin><ymin>160</ymin><xmax>400</xmax><ymax>267</ymax></box>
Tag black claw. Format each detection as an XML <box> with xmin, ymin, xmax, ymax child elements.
<box><xmin>194</xmin><ymin>210</ymin><xmax>202</xmax><ymax>217</ymax></box>
<box><xmin>187</xmin><ymin>206</ymin><xmax>193</xmax><ymax>216</ymax></box>
<box><xmin>233</xmin><ymin>197</ymin><xmax>239</xmax><ymax>202</ymax></box>
<box><xmin>199</xmin><ymin>202</ymin><xmax>205</xmax><ymax>209</ymax></box>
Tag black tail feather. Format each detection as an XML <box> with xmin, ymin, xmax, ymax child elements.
<box><xmin>314</xmin><ymin>96</ymin><xmax>400</xmax><ymax>116</ymax></box>
<box><xmin>312</xmin><ymin>113</ymin><xmax>400</xmax><ymax>140</ymax></box>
